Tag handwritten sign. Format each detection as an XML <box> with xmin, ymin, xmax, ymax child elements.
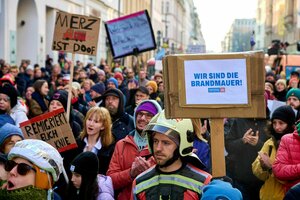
<box><xmin>105</xmin><ymin>10</ymin><xmax>156</xmax><ymax>58</ymax></box>
<box><xmin>184</xmin><ymin>59</ymin><xmax>248</xmax><ymax>105</ymax></box>
<box><xmin>20</xmin><ymin>108</ymin><xmax>77</xmax><ymax>152</ymax></box>
<box><xmin>52</xmin><ymin>11</ymin><xmax>100</xmax><ymax>56</ymax></box>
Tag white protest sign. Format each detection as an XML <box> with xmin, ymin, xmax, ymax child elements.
<box><xmin>184</xmin><ymin>59</ymin><xmax>248</xmax><ymax>104</ymax></box>
<box><xmin>105</xmin><ymin>10</ymin><xmax>156</xmax><ymax>58</ymax></box>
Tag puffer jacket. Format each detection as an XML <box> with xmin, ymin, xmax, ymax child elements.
<box><xmin>97</xmin><ymin>175</ymin><xmax>114</xmax><ymax>200</ymax></box>
<box><xmin>273</xmin><ymin>131</ymin><xmax>300</xmax><ymax>192</ymax></box>
<box><xmin>252</xmin><ymin>138</ymin><xmax>285</xmax><ymax>200</ymax></box>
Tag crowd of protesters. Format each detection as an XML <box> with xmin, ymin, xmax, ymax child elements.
<box><xmin>0</xmin><ymin>53</ymin><xmax>299</xmax><ymax>200</ymax></box>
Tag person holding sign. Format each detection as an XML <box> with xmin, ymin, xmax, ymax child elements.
<box><xmin>132</xmin><ymin>110</ymin><xmax>212</xmax><ymax>199</ymax></box>
<box><xmin>49</xmin><ymin>90</ymin><xmax>82</xmax><ymax>138</ymax></box>
<box><xmin>252</xmin><ymin>105</ymin><xmax>296</xmax><ymax>200</ymax></box>
<box><xmin>0</xmin><ymin>139</ymin><xmax>64</xmax><ymax>200</ymax></box>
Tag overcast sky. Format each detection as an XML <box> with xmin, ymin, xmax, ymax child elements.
<box><xmin>194</xmin><ymin>0</ymin><xmax>257</xmax><ymax>52</ymax></box>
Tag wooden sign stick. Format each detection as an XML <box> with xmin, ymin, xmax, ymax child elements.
<box><xmin>210</xmin><ymin>118</ymin><xmax>226</xmax><ymax>177</ymax></box>
<box><xmin>66</xmin><ymin>53</ymin><xmax>75</xmax><ymax>122</ymax></box>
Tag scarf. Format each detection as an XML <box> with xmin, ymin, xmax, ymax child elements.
<box><xmin>31</xmin><ymin>92</ymin><xmax>48</xmax><ymax>112</ymax></box>
<box><xmin>0</xmin><ymin>186</ymin><xmax>50</xmax><ymax>200</ymax></box>
<box><xmin>133</xmin><ymin>131</ymin><xmax>148</xmax><ymax>151</ymax></box>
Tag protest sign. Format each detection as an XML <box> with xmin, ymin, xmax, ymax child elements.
<box><xmin>164</xmin><ymin>51</ymin><xmax>265</xmax><ymax>117</ymax></box>
<box><xmin>163</xmin><ymin>51</ymin><xmax>265</xmax><ymax>177</ymax></box>
<box><xmin>184</xmin><ymin>59</ymin><xmax>248</xmax><ymax>105</ymax></box>
<box><xmin>20</xmin><ymin>108</ymin><xmax>77</xmax><ymax>153</ymax></box>
<box><xmin>52</xmin><ymin>11</ymin><xmax>100</xmax><ymax>56</ymax></box>
<box><xmin>105</xmin><ymin>10</ymin><xmax>156</xmax><ymax>59</ymax></box>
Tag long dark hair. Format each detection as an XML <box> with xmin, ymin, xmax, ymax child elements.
<box><xmin>267</xmin><ymin>120</ymin><xmax>295</xmax><ymax>149</ymax></box>
<box><xmin>67</xmin><ymin>174</ymin><xmax>99</xmax><ymax>200</ymax></box>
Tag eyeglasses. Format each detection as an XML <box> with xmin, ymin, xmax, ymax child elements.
<box><xmin>137</xmin><ymin>111</ymin><xmax>153</xmax><ymax>120</ymax></box>
<box><xmin>5</xmin><ymin>160</ymin><xmax>36</xmax><ymax>175</ymax></box>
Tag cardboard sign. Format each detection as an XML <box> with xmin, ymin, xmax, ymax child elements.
<box><xmin>52</xmin><ymin>11</ymin><xmax>100</xmax><ymax>56</ymax></box>
<box><xmin>105</xmin><ymin>10</ymin><xmax>156</xmax><ymax>59</ymax></box>
<box><xmin>20</xmin><ymin>108</ymin><xmax>77</xmax><ymax>153</ymax></box>
<box><xmin>163</xmin><ymin>51</ymin><xmax>265</xmax><ymax>118</ymax></box>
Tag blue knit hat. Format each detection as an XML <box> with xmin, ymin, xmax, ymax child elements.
<box><xmin>0</xmin><ymin>123</ymin><xmax>24</xmax><ymax>147</ymax></box>
<box><xmin>107</xmin><ymin>77</ymin><xmax>118</xmax><ymax>88</ymax></box>
<box><xmin>91</xmin><ymin>82</ymin><xmax>106</xmax><ymax>95</ymax></box>
<box><xmin>286</xmin><ymin>88</ymin><xmax>300</xmax><ymax>100</ymax></box>
<box><xmin>201</xmin><ymin>180</ymin><xmax>243</xmax><ymax>200</ymax></box>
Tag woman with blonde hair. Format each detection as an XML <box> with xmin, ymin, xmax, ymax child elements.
<box><xmin>65</xmin><ymin>107</ymin><xmax>115</xmax><ymax>175</ymax></box>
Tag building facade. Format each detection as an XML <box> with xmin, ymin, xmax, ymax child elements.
<box><xmin>0</xmin><ymin>0</ymin><xmax>205</xmax><ymax>68</ymax></box>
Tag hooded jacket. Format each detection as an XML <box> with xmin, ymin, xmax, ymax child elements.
<box><xmin>107</xmin><ymin>100</ymin><xmax>161</xmax><ymax>200</ymax></box>
<box><xmin>100</xmin><ymin>88</ymin><xmax>134</xmax><ymax>142</ymax></box>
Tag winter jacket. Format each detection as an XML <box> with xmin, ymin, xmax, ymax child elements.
<box><xmin>97</xmin><ymin>174</ymin><xmax>114</xmax><ymax>200</ymax></box>
<box><xmin>193</xmin><ymin>138</ymin><xmax>211</xmax><ymax>173</ymax></box>
<box><xmin>10</xmin><ymin>99</ymin><xmax>28</xmax><ymax>127</ymax></box>
<box><xmin>29</xmin><ymin>92</ymin><xmax>49</xmax><ymax>117</ymax></box>
<box><xmin>100</xmin><ymin>88</ymin><xmax>134</xmax><ymax>142</ymax></box>
<box><xmin>273</xmin><ymin>131</ymin><xmax>300</xmax><ymax>192</ymax></box>
<box><xmin>107</xmin><ymin>99</ymin><xmax>162</xmax><ymax>200</ymax></box>
<box><xmin>225</xmin><ymin>118</ymin><xmax>270</xmax><ymax>183</ymax></box>
<box><xmin>132</xmin><ymin>164</ymin><xmax>212</xmax><ymax>200</ymax></box>
<box><xmin>107</xmin><ymin>133</ymin><xmax>154</xmax><ymax>200</ymax></box>
<box><xmin>252</xmin><ymin>138</ymin><xmax>285</xmax><ymax>200</ymax></box>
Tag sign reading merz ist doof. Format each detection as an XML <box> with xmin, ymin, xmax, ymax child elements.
<box><xmin>52</xmin><ymin>11</ymin><xmax>100</xmax><ymax>56</ymax></box>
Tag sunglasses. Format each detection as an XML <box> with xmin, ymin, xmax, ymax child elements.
<box><xmin>5</xmin><ymin>160</ymin><xmax>36</xmax><ymax>175</ymax></box>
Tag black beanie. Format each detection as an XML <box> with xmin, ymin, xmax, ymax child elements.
<box><xmin>0</xmin><ymin>84</ymin><xmax>18</xmax><ymax>108</ymax></box>
<box><xmin>70</xmin><ymin>152</ymin><xmax>99</xmax><ymax>177</ymax></box>
<box><xmin>50</xmin><ymin>90</ymin><xmax>68</xmax><ymax>111</ymax></box>
<box><xmin>271</xmin><ymin>105</ymin><xmax>296</xmax><ymax>126</ymax></box>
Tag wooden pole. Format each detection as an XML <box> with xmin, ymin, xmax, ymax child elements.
<box><xmin>66</xmin><ymin>53</ymin><xmax>75</xmax><ymax>122</ymax></box>
<box><xmin>210</xmin><ymin>118</ymin><xmax>226</xmax><ymax>177</ymax></box>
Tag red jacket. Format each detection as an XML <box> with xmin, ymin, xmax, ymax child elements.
<box><xmin>273</xmin><ymin>131</ymin><xmax>300</xmax><ymax>192</ymax></box>
<box><xmin>107</xmin><ymin>134</ymin><xmax>155</xmax><ymax>200</ymax></box>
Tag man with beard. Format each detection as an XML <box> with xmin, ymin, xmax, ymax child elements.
<box><xmin>100</xmin><ymin>88</ymin><xmax>134</xmax><ymax>141</ymax></box>
<box><xmin>107</xmin><ymin>100</ymin><xmax>161</xmax><ymax>199</ymax></box>
<box><xmin>286</xmin><ymin>88</ymin><xmax>300</xmax><ymax>120</ymax></box>
<box><xmin>132</xmin><ymin>110</ymin><xmax>212</xmax><ymax>200</ymax></box>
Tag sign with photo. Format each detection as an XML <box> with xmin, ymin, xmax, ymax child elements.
<box><xmin>105</xmin><ymin>10</ymin><xmax>156</xmax><ymax>58</ymax></box>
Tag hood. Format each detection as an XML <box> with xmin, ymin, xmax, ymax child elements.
<box><xmin>100</xmin><ymin>88</ymin><xmax>126</xmax><ymax>118</ymax></box>
<box><xmin>133</xmin><ymin>100</ymin><xmax>162</xmax><ymax>128</ymax></box>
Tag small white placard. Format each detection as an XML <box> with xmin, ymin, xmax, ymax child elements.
<box><xmin>184</xmin><ymin>59</ymin><xmax>248</xmax><ymax>104</ymax></box>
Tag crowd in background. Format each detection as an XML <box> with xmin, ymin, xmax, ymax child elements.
<box><xmin>0</xmin><ymin>53</ymin><xmax>299</xmax><ymax>200</ymax></box>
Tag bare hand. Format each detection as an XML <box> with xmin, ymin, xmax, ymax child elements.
<box><xmin>201</xmin><ymin>120</ymin><xmax>208</xmax><ymax>135</ymax></box>
<box><xmin>88</xmin><ymin>101</ymin><xmax>96</xmax><ymax>107</ymax></box>
<box><xmin>130</xmin><ymin>156</ymin><xmax>152</xmax><ymax>178</ymax></box>
<box><xmin>258</xmin><ymin>151</ymin><xmax>272</xmax><ymax>170</ymax></box>
<box><xmin>248</xmin><ymin>131</ymin><xmax>259</xmax><ymax>146</ymax></box>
